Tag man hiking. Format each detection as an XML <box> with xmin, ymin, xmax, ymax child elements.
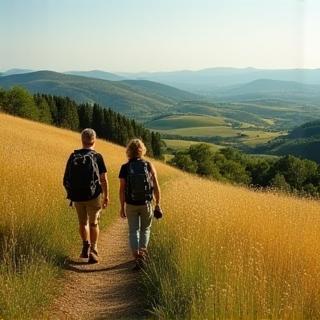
<box><xmin>119</xmin><ymin>138</ymin><xmax>162</xmax><ymax>270</ymax></box>
<box><xmin>63</xmin><ymin>128</ymin><xmax>109</xmax><ymax>263</ymax></box>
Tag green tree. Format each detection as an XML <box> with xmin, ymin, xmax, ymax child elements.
<box><xmin>78</xmin><ymin>103</ymin><xmax>92</xmax><ymax>130</ymax></box>
<box><xmin>271</xmin><ymin>173</ymin><xmax>291</xmax><ymax>192</ymax></box>
<box><xmin>188</xmin><ymin>144</ymin><xmax>220</xmax><ymax>177</ymax></box>
<box><xmin>0</xmin><ymin>87</ymin><xmax>6</xmax><ymax>111</ymax></box>
<box><xmin>170</xmin><ymin>152</ymin><xmax>198</xmax><ymax>173</ymax></box>
<box><xmin>151</xmin><ymin>132</ymin><xmax>162</xmax><ymax>158</ymax></box>
<box><xmin>274</xmin><ymin>155</ymin><xmax>318</xmax><ymax>190</ymax></box>
<box><xmin>246</xmin><ymin>158</ymin><xmax>273</xmax><ymax>187</ymax></box>
<box><xmin>5</xmin><ymin>86</ymin><xmax>39</xmax><ymax>120</ymax></box>
<box><xmin>218</xmin><ymin>159</ymin><xmax>251</xmax><ymax>184</ymax></box>
<box><xmin>34</xmin><ymin>95</ymin><xmax>52</xmax><ymax>124</ymax></box>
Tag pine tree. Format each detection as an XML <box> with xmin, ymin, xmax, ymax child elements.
<box><xmin>34</xmin><ymin>94</ymin><xmax>52</xmax><ymax>124</ymax></box>
<box><xmin>91</xmin><ymin>104</ymin><xmax>104</xmax><ymax>137</ymax></box>
<box><xmin>151</xmin><ymin>131</ymin><xmax>162</xmax><ymax>158</ymax></box>
<box><xmin>78</xmin><ymin>103</ymin><xmax>93</xmax><ymax>130</ymax></box>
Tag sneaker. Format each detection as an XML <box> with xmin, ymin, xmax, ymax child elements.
<box><xmin>132</xmin><ymin>257</ymin><xmax>146</xmax><ymax>271</ymax></box>
<box><xmin>88</xmin><ymin>248</ymin><xmax>99</xmax><ymax>264</ymax></box>
<box><xmin>132</xmin><ymin>262</ymin><xmax>141</xmax><ymax>272</ymax></box>
<box><xmin>80</xmin><ymin>242</ymin><xmax>90</xmax><ymax>259</ymax></box>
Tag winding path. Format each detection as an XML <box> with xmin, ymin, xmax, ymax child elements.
<box><xmin>49</xmin><ymin>218</ymin><xmax>148</xmax><ymax>320</ymax></box>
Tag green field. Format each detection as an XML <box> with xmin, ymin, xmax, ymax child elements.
<box><xmin>157</xmin><ymin>125</ymin><xmax>281</xmax><ymax>140</ymax></box>
<box><xmin>147</xmin><ymin>113</ymin><xmax>283</xmax><ymax>149</ymax></box>
<box><xmin>163</xmin><ymin>139</ymin><xmax>223</xmax><ymax>151</ymax></box>
<box><xmin>146</xmin><ymin>114</ymin><xmax>226</xmax><ymax>130</ymax></box>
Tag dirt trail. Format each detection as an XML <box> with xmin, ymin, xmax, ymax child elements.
<box><xmin>49</xmin><ymin>218</ymin><xmax>148</xmax><ymax>320</ymax></box>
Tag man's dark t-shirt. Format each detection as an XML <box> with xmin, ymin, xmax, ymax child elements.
<box><xmin>119</xmin><ymin>158</ymin><xmax>152</xmax><ymax>205</ymax></box>
<box><xmin>64</xmin><ymin>149</ymin><xmax>107</xmax><ymax>201</ymax></box>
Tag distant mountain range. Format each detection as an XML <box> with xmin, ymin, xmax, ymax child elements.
<box><xmin>207</xmin><ymin>79</ymin><xmax>320</xmax><ymax>104</ymax></box>
<box><xmin>1</xmin><ymin>69</ymin><xmax>320</xmax><ymax>130</ymax></box>
<box><xmin>3</xmin><ymin>67</ymin><xmax>320</xmax><ymax>92</ymax></box>
<box><xmin>0</xmin><ymin>68</ymin><xmax>33</xmax><ymax>77</ymax></box>
<box><xmin>120</xmin><ymin>67</ymin><xmax>320</xmax><ymax>92</ymax></box>
<box><xmin>0</xmin><ymin>70</ymin><xmax>197</xmax><ymax>120</ymax></box>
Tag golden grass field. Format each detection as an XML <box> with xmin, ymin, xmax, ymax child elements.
<box><xmin>146</xmin><ymin>177</ymin><xmax>320</xmax><ymax>319</ymax></box>
<box><xmin>1</xmin><ymin>113</ymin><xmax>320</xmax><ymax>319</ymax></box>
<box><xmin>0</xmin><ymin>113</ymin><xmax>173</xmax><ymax>319</ymax></box>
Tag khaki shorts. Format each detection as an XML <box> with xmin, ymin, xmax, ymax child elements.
<box><xmin>74</xmin><ymin>195</ymin><xmax>102</xmax><ymax>225</ymax></box>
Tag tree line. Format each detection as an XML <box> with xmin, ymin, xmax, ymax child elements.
<box><xmin>170</xmin><ymin>143</ymin><xmax>320</xmax><ymax>197</ymax></box>
<box><xmin>0</xmin><ymin>86</ymin><xmax>163</xmax><ymax>157</ymax></box>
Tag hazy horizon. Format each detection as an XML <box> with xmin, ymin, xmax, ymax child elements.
<box><xmin>1</xmin><ymin>0</ymin><xmax>319</xmax><ymax>72</ymax></box>
<box><xmin>2</xmin><ymin>66</ymin><xmax>320</xmax><ymax>75</ymax></box>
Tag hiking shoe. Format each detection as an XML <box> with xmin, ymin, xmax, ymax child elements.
<box><xmin>88</xmin><ymin>248</ymin><xmax>99</xmax><ymax>264</ymax></box>
<box><xmin>132</xmin><ymin>257</ymin><xmax>146</xmax><ymax>271</ymax></box>
<box><xmin>80</xmin><ymin>242</ymin><xmax>90</xmax><ymax>259</ymax></box>
<box><xmin>132</xmin><ymin>259</ymin><xmax>143</xmax><ymax>271</ymax></box>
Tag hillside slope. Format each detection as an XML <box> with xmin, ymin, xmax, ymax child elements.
<box><xmin>1</xmin><ymin>113</ymin><xmax>320</xmax><ymax>319</ymax></box>
<box><xmin>0</xmin><ymin>71</ymin><xmax>197</xmax><ymax>120</ymax></box>
<box><xmin>255</xmin><ymin>120</ymin><xmax>320</xmax><ymax>162</ymax></box>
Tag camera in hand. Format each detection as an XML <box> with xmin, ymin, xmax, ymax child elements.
<box><xmin>153</xmin><ymin>205</ymin><xmax>163</xmax><ymax>219</ymax></box>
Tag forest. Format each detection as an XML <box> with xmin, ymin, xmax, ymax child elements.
<box><xmin>0</xmin><ymin>86</ymin><xmax>163</xmax><ymax>157</ymax></box>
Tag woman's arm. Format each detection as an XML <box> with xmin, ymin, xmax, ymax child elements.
<box><xmin>150</xmin><ymin>163</ymin><xmax>161</xmax><ymax>206</ymax></box>
<box><xmin>119</xmin><ymin>178</ymin><xmax>126</xmax><ymax>218</ymax></box>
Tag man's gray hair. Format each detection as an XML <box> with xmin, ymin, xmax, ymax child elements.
<box><xmin>81</xmin><ymin>128</ymin><xmax>96</xmax><ymax>146</ymax></box>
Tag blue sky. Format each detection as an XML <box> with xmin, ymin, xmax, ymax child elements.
<box><xmin>0</xmin><ymin>0</ymin><xmax>319</xmax><ymax>72</ymax></box>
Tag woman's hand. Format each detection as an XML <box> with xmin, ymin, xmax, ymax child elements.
<box><xmin>120</xmin><ymin>207</ymin><xmax>126</xmax><ymax>219</ymax></box>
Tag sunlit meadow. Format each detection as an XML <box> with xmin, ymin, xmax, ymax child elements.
<box><xmin>0</xmin><ymin>113</ymin><xmax>126</xmax><ymax>319</ymax></box>
<box><xmin>144</xmin><ymin>175</ymin><xmax>320</xmax><ymax>319</ymax></box>
<box><xmin>1</xmin><ymin>113</ymin><xmax>320</xmax><ymax>319</ymax></box>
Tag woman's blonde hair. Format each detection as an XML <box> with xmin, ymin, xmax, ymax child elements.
<box><xmin>126</xmin><ymin>138</ymin><xmax>147</xmax><ymax>159</ymax></box>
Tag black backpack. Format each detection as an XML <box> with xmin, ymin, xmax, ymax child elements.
<box><xmin>125</xmin><ymin>160</ymin><xmax>153</xmax><ymax>203</ymax></box>
<box><xmin>65</xmin><ymin>150</ymin><xmax>100</xmax><ymax>201</ymax></box>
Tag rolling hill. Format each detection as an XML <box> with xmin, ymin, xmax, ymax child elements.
<box><xmin>0</xmin><ymin>71</ymin><xmax>197</xmax><ymax>120</ymax></box>
<box><xmin>255</xmin><ymin>120</ymin><xmax>320</xmax><ymax>162</ymax></box>
<box><xmin>208</xmin><ymin>79</ymin><xmax>320</xmax><ymax>104</ymax></box>
<box><xmin>3</xmin><ymin>70</ymin><xmax>320</xmax><ymax>144</ymax></box>
<box><xmin>0</xmin><ymin>68</ymin><xmax>33</xmax><ymax>76</ymax></box>
<box><xmin>66</xmin><ymin>70</ymin><xmax>125</xmax><ymax>81</ymax></box>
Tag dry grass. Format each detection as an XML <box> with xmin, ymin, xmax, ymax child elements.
<box><xmin>0</xmin><ymin>112</ymin><xmax>174</xmax><ymax>319</ymax></box>
<box><xmin>144</xmin><ymin>175</ymin><xmax>320</xmax><ymax>319</ymax></box>
<box><xmin>0</xmin><ymin>113</ymin><xmax>133</xmax><ymax>319</ymax></box>
<box><xmin>2</xmin><ymin>113</ymin><xmax>320</xmax><ymax>319</ymax></box>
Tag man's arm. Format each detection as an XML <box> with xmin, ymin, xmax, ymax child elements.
<box><xmin>119</xmin><ymin>178</ymin><xmax>126</xmax><ymax>218</ymax></box>
<box><xmin>100</xmin><ymin>172</ymin><xmax>109</xmax><ymax>208</ymax></box>
<box><xmin>150</xmin><ymin>163</ymin><xmax>161</xmax><ymax>206</ymax></box>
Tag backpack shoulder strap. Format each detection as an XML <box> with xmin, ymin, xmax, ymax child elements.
<box><xmin>88</xmin><ymin>151</ymin><xmax>100</xmax><ymax>184</ymax></box>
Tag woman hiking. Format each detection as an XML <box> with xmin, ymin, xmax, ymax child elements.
<box><xmin>119</xmin><ymin>139</ymin><xmax>161</xmax><ymax>270</ymax></box>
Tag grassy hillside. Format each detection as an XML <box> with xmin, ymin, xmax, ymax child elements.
<box><xmin>163</xmin><ymin>139</ymin><xmax>223</xmax><ymax>152</ymax></box>
<box><xmin>0</xmin><ymin>112</ymin><xmax>174</xmax><ymax>319</ymax></box>
<box><xmin>0</xmin><ymin>71</ymin><xmax>196</xmax><ymax>120</ymax></box>
<box><xmin>2</xmin><ymin>113</ymin><xmax>320</xmax><ymax>319</ymax></box>
<box><xmin>146</xmin><ymin>114</ymin><xmax>227</xmax><ymax>130</ymax></box>
<box><xmin>145</xmin><ymin>177</ymin><xmax>320</xmax><ymax>319</ymax></box>
<box><xmin>174</xmin><ymin>100</ymin><xmax>320</xmax><ymax>131</ymax></box>
<box><xmin>0</xmin><ymin>114</ymin><xmax>122</xmax><ymax>319</ymax></box>
<box><xmin>256</xmin><ymin>120</ymin><xmax>320</xmax><ymax>163</ymax></box>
